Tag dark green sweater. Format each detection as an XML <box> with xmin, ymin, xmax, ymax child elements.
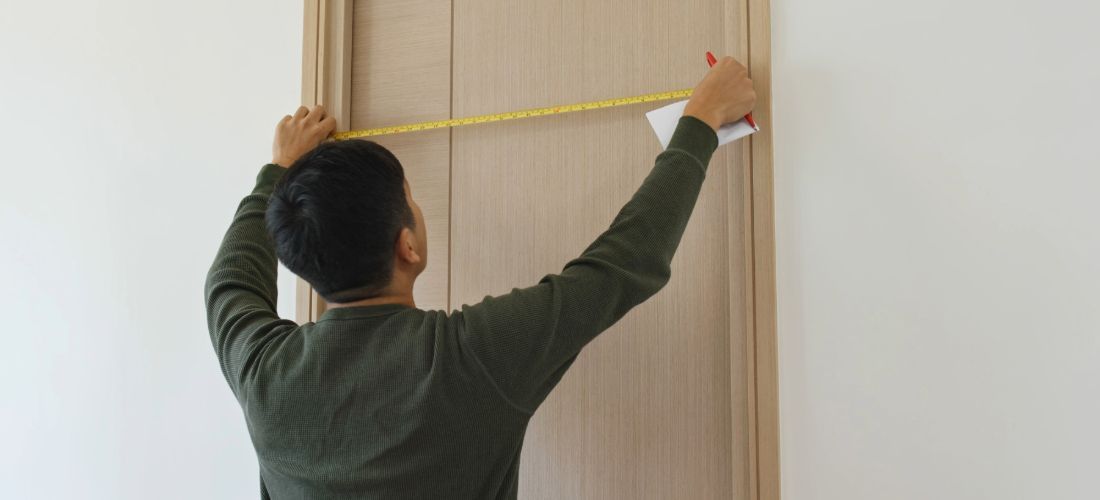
<box><xmin>205</xmin><ymin>116</ymin><xmax>718</xmax><ymax>499</ymax></box>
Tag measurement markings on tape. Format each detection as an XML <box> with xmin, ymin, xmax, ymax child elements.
<box><xmin>331</xmin><ymin>88</ymin><xmax>694</xmax><ymax>140</ymax></box>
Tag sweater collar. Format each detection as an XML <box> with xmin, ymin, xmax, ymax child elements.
<box><xmin>317</xmin><ymin>303</ymin><xmax>414</xmax><ymax>322</ymax></box>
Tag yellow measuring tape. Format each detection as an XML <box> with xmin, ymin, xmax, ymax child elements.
<box><xmin>331</xmin><ymin>88</ymin><xmax>694</xmax><ymax>140</ymax></box>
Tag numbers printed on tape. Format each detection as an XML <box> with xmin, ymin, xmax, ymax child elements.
<box><xmin>331</xmin><ymin>88</ymin><xmax>694</xmax><ymax>140</ymax></box>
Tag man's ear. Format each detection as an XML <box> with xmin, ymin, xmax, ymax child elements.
<box><xmin>395</xmin><ymin>227</ymin><xmax>422</xmax><ymax>266</ymax></box>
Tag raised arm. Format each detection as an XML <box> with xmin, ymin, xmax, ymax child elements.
<box><xmin>204</xmin><ymin>105</ymin><xmax>335</xmax><ymax>395</ymax></box>
<box><xmin>456</xmin><ymin>57</ymin><xmax>757</xmax><ymax>413</ymax></box>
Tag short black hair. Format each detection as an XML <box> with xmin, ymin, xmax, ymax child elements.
<box><xmin>266</xmin><ymin>140</ymin><xmax>414</xmax><ymax>303</ymax></box>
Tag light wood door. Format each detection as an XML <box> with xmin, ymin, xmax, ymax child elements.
<box><xmin>301</xmin><ymin>0</ymin><xmax>778</xmax><ymax>498</ymax></box>
<box><xmin>449</xmin><ymin>1</ymin><xmax>748</xmax><ymax>499</ymax></box>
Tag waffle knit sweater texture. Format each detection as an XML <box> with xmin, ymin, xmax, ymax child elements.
<box><xmin>204</xmin><ymin>116</ymin><xmax>719</xmax><ymax>499</ymax></box>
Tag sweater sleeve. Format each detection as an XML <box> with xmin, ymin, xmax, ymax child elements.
<box><xmin>456</xmin><ymin>116</ymin><xmax>719</xmax><ymax>413</ymax></box>
<box><xmin>204</xmin><ymin>164</ymin><xmax>297</xmax><ymax>397</ymax></box>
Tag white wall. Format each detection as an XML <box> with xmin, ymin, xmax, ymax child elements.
<box><xmin>772</xmin><ymin>0</ymin><xmax>1100</xmax><ymax>498</ymax></box>
<box><xmin>0</xmin><ymin>2</ymin><xmax>302</xmax><ymax>498</ymax></box>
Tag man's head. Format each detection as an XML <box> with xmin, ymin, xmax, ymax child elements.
<box><xmin>266</xmin><ymin>140</ymin><xmax>427</xmax><ymax>304</ymax></box>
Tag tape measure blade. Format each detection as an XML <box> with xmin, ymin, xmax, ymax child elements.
<box><xmin>333</xmin><ymin>88</ymin><xmax>694</xmax><ymax>140</ymax></box>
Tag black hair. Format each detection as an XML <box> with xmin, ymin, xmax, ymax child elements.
<box><xmin>266</xmin><ymin>140</ymin><xmax>415</xmax><ymax>303</ymax></box>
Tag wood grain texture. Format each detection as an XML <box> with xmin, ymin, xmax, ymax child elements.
<box><xmin>729</xmin><ymin>1</ymin><xmax>761</xmax><ymax>498</ymax></box>
<box><xmin>348</xmin><ymin>0</ymin><xmax>452</xmax><ymax>312</ymax></box>
<box><xmin>320</xmin><ymin>0</ymin><xmax>353</xmax><ymax>129</ymax></box>
<box><xmin>727</xmin><ymin>0</ymin><xmax>758</xmax><ymax>497</ymax></box>
<box><xmin>450</xmin><ymin>1</ymin><xmax>749</xmax><ymax>498</ymax></box>
<box><xmin>747</xmin><ymin>0</ymin><xmax>780</xmax><ymax>497</ymax></box>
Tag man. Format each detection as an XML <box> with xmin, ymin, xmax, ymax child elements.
<box><xmin>205</xmin><ymin>56</ymin><xmax>755</xmax><ymax>499</ymax></box>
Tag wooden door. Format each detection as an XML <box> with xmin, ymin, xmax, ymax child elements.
<box><xmin>299</xmin><ymin>0</ymin><xmax>779</xmax><ymax>498</ymax></box>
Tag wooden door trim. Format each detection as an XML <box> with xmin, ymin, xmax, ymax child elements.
<box><xmin>299</xmin><ymin>1</ymin><xmax>780</xmax><ymax>497</ymax></box>
<box><xmin>744</xmin><ymin>0</ymin><xmax>780</xmax><ymax>498</ymax></box>
<box><xmin>297</xmin><ymin>0</ymin><xmax>352</xmax><ymax>322</ymax></box>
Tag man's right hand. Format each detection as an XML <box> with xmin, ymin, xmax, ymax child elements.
<box><xmin>683</xmin><ymin>56</ymin><xmax>756</xmax><ymax>132</ymax></box>
<box><xmin>272</xmin><ymin>105</ymin><xmax>338</xmax><ymax>168</ymax></box>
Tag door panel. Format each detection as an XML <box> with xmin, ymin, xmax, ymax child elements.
<box><xmin>449</xmin><ymin>1</ymin><xmax>748</xmax><ymax>498</ymax></box>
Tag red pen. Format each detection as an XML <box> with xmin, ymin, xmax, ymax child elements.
<box><xmin>706</xmin><ymin>51</ymin><xmax>756</xmax><ymax>129</ymax></box>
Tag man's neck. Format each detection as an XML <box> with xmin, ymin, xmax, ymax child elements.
<box><xmin>325</xmin><ymin>269</ymin><xmax>419</xmax><ymax>310</ymax></box>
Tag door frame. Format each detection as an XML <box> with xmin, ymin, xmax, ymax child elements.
<box><xmin>297</xmin><ymin>1</ymin><xmax>779</xmax><ymax>497</ymax></box>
